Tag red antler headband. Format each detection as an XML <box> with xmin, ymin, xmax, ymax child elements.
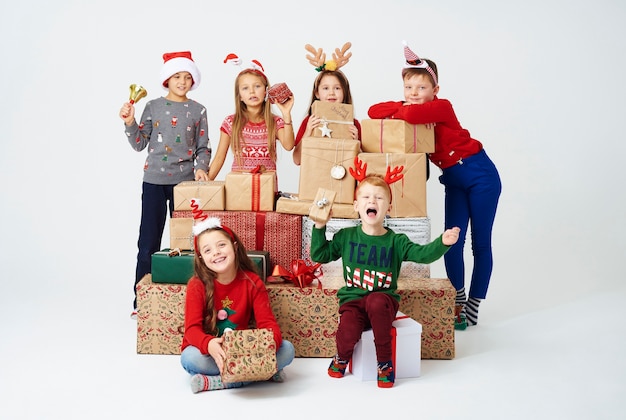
<box><xmin>402</xmin><ymin>40</ymin><xmax>438</xmax><ymax>85</ymax></box>
<box><xmin>224</xmin><ymin>53</ymin><xmax>267</xmax><ymax>81</ymax></box>
<box><xmin>349</xmin><ymin>156</ymin><xmax>404</xmax><ymax>201</ymax></box>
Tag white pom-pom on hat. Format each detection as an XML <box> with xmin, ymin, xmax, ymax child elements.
<box><xmin>160</xmin><ymin>51</ymin><xmax>201</xmax><ymax>91</ymax></box>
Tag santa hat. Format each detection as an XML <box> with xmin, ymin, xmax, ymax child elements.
<box><xmin>402</xmin><ymin>41</ymin><xmax>437</xmax><ymax>85</ymax></box>
<box><xmin>160</xmin><ymin>51</ymin><xmax>201</xmax><ymax>91</ymax></box>
<box><xmin>224</xmin><ymin>53</ymin><xmax>267</xmax><ymax>81</ymax></box>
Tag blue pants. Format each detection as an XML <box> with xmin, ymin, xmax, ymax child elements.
<box><xmin>438</xmin><ymin>149</ymin><xmax>501</xmax><ymax>299</ymax></box>
<box><xmin>180</xmin><ymin>339</ymin><xmax>296</xmax><ymax>382</ymax></box>
<box><xmin>134</xmin><ymin>182</ymin><xmax>175</xmax><ymax>309</ymax></box>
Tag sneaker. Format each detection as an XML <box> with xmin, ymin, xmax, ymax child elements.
<box><xmin>454</xmin><ymin>305</ymin><xmax>467</xmax><ymax>330</ymax></box>
<box><xmin>130</xmin><ymin>309</ymin><xmax>138</xmax><ymax>320</ymax></box>
<box><xmin>377</xmin><ymin>361</ymin><xmax>395</xmax><ymax>388</ymax></box>
<box><xmin>328</xmin><ymin>355</ymin><xmax>348</xmax><ymax>378</ymax></box>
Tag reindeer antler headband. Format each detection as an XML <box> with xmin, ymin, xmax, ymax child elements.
<box><xmin>224</xmin><ymin>53</ymin><xmax>267</xmax><ymax>81</ymax></box>
<box><xmin>305</xmin><ymin>42</ymin><xmax>352</xmax><ymax>72</ymax></box>
<box><xmin>402</xmin><ymin>40</ymin><xmax>437</xmax><ymax>85</ymax></box>
<box><xmin>349</xmin><ymin>156</ymin><xmax>404</xmax><ymax>201</ymax></box>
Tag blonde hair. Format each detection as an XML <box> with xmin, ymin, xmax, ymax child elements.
<box><xmin>231</xmin><ymin>69</ymin><xmax>277</xmax><ymax>166</ymax></box>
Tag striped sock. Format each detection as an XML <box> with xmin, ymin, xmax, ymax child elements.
<box><xmin>466</xmin><ymin>297</ymin><xmax>481</xmax><ymax>326</ymax></box>
<box><xmin>456</xmin><ymin>287</ymin><xmax>467</xmax><ymax>307</ymax></box>
<box><xmin>190</xmin><ymin>374</ymin><xmax>244</xmax><ymax>393</ymax></box>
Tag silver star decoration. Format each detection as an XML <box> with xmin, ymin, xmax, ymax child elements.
<box><xmin>318</xmin><ymin>120</ymin><xmax>333</xmax><ymax>138</ymax></box>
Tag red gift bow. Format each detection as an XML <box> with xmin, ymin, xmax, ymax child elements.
<box><xmin>272</xmin><ymin>259</ymin><xmax>323</xmax><ymax>288</ymax></box>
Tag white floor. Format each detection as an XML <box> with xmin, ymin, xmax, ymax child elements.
<box><xmin>1</xmin><ymin>283</ymin><xmax>625</xmax><ymax>420</ymax></box>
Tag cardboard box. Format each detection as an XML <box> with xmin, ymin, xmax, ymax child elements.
<box><xmin>361</xmin><ymin>119</ymin><xmax>435</xmax><ymax>153</ymax></box>
<box><xmin>169</xmin><ymin>218</ymin><xmax>194</xmax><ymax>251</ymax></box>
<box><xmin>151</xmin><ymin>249</ymin><xmax>194</xmax><ymax>284</ymax></box>
<box><xmin>174</xmin><ymin>181</ymin><xmax>225</xmax><ymax>211</ymax></box>
<box><xmin>350</xmin><ymin>312</ymin><xmax>422</xmax><ymax>381</ymax></box>
<box><xmin>172</xmin><ymin>210</ymin><xmax>302</xmax><ymax>270</ymax></box>
<box><xmin>225</xmin><ymin>171</ymin><xmax>275</xmax><ymax>211</ymax></box>
<box><xmin>136</xmin><ymin>274</ymin><xmax>186</xmax><ymax>355</ymax></box>
<box><xmin>266</xmin><ymin>281</ymin><xmax>340</xmax><ymax>357</ymax></box>
<box><xmin>276</xmin><ymin>194</ymin><xmax>358</xmax><ymax>219</ymax></box>
<box><xmin>301</xmin><ymin>216</ymin><xmax>431</xmax><ymax>279</ymax></box>
<box><xmin>311</xmin><ymin>101</ymin><xmax>354</xmax><ymax>139</ymax></box>
<box><xmin>357</xmin><ymin>153</ymin><xmax>428</xmax><ymax>217</ymax></box>
<box><xmin>298</xmin><ymin>137</ymin><xmax>360</xmax><ymax>204</ymax></box>
<box><xmin>248</xmin><ymin>250</ymin><xmax>271</xmax><ymax>282</ymax></box>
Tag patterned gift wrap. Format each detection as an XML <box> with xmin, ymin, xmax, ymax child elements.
<box><xmin>136</xmin><ymin>274</ymin><xmax>186</xmax><ymax>355</ymax></box>
<box><xmin>221</xmin><ymin>328</ymin><xmax>278</xmax><ymax>383</ymax></box>
<box><xmin>172</xmin><ymin>210</ymin><xmax>302</xmax><ymax>270</ymax></box>
<box><xmin>266</xmin><ymin>282</ymin><xmax>340</xmax><ymax>357</ymax></box>
<box><xmin>397</xmin><ymin>277</ymin><xmax>456</xmax><ymax>359</ymax></box>
<box><xmin>136</xmin><ymin>275</ymin><xmax>454</xmax><ymax>359</ymax></box>
<box><xmin>301</xmin><ymin>216</ymin><xmax>431</xmax><ymax>279</ymax></box>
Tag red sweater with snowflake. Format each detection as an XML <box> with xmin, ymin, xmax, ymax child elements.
<box><xmin>367</xmin><ymin>97</ymin><xmax>483</xmax><ymax>169</ymax></box>
<box><xmin>181</xmin><ymin>270</ymin><xmax>282</xmax><ymax>355</ymax></box>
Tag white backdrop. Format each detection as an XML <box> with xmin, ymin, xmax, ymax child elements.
<box><xmin>1</xmin><ymin>0</ymin><xmax>625</xmax><ymax>323</ymax></box>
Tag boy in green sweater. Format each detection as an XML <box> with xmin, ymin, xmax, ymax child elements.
<box><xmin>310</xmin><ymin>166</ymin><xmax>460</xmax><ymax>388</ymax></box>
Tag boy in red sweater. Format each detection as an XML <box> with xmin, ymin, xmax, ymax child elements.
<box><xmin>368</xmin><ymin>42</ymin><xmax>502</xmax><ymax>329</ymax></box>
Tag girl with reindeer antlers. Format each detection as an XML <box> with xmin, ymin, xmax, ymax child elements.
<box><xmin>292</xmin><ymin>42</ymin><xmax>362</xmax><ymax>165</ymax></box>
<box><xmin>208</xmin><ymin>54</ymin><xmax>295</xmax><ymax>185</ymax></box>
<box><xmin>310</xmin><ymin>155</ymin><xmax>460</xmax><ymax>388</ymax></box>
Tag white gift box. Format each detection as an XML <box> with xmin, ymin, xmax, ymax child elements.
<box><xmin>350</xmin><ymin>312</ymin><xmax>422</xmax><ymax>381</ymax></box>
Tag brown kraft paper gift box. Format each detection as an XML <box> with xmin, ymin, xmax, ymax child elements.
<box><xmin>169</xmin><ymin>218</ymin><xmax>194</xmax><ymax>251</ymax></box>
<box><xmin>172</xmin><ymin>210</ymin><xmax>302</xmax><ymax>270</ymax></box>
<box><xmin>225</xmin><ymin>171</ymin><xmax>275</xmax><ymax>211</ymax></box>
<box><xmin>298</xmin><ymin>137</ymin><xmax>360</xmax><ymax>204</ymax></box>
<box><xmin>361</xmin><ymin>119</ymin><xmax>435</xmax><ymax>153</ymax></box>
<box><xmin>308</xmin><ymin>188</ymin><xmax>336</xmax><ymax>223</ymax></box>
<box><xmin>357</xmin><ymin>152</ymin><xmax>427</xmax><ymax>217</ymax></box>
<box><xmin>276</xmin><ymin>194</ymin><xmax>358</xmax><ymax>219</ymax></box>
<box><xmin>310</xmin><ymin>100</ymin><xmax>354</xmax><ymax>139</ymax></box>
<box><xmin>173</xmin><ymin>180</ymin><xmax>225</xmax><ymax>211</ymax></box>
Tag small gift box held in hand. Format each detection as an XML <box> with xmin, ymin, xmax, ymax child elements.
<box><xmin>221</xmin><ymin>328</ymin><xmax>277</xmax><ymax>383</ymax></box>
<box><xmin>308</xmin><ymin>188</ymin><xmax>336</xmax><ymax>223</ymax></box>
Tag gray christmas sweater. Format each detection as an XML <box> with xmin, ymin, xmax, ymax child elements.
<box><xmin>124</xmin><ymin>97</ymin><xmax>211</xmax><ymax>185</ymax></box>
<box><xmin>311</xmin><ymin>225</ymin><xmax>450</xmax><ymax>305</ymax></box>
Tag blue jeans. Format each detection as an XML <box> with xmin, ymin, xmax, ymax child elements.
<box><xmin>180</xmin><ymin>339</ymin><xmax>296</xmax><ymax>380</ymax></box>
<box><xmin>438</xmin><ymin>149</ymin><xmax>501</xmax><ymax>299</ymax></box>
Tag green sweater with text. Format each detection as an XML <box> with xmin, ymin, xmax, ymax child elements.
<box><xmin>311</xmin><ymin>225</ymin><xmax>450</xmax><ymax>305</ymax></box>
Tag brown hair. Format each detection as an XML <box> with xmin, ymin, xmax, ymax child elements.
<box><xmin>402</xmin><ymin>59</ymin><xmax>438</xmax><ymax>86</ymax></box>
<box><xmin>192</xmin><ymin>227</ymin><xmax>259</xmax><ymax>335</ymax></box>
<box><xmin>305</xmin><ymin>69</ymin><xmax>354</xmax><ymax>115</ymax></box>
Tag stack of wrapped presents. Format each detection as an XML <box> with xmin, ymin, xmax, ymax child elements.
<box><xmin>137</xmin><ymin>101</ymin><xmax>456</xmax><ymax>361</ymax></box>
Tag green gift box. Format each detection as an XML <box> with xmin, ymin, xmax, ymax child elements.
<box><xmin>151</xmin><ymin>249</ymin><xmax>195</xmax><ymax>284</ymax></box>
<box><xmin>151</xmin><ymin>249</ymin><xmax>271</xmax><ymax>284</ymax></box>
<box><xmin>248</xmin><ymin>250</ymin><xmax>271</xmax><ymax>282</ymax></box>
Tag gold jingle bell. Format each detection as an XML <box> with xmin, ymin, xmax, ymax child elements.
<box><xmin>129</xmin><ymin>84</ymin><xmax>147</xmax><ymax>105</ymax></box>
